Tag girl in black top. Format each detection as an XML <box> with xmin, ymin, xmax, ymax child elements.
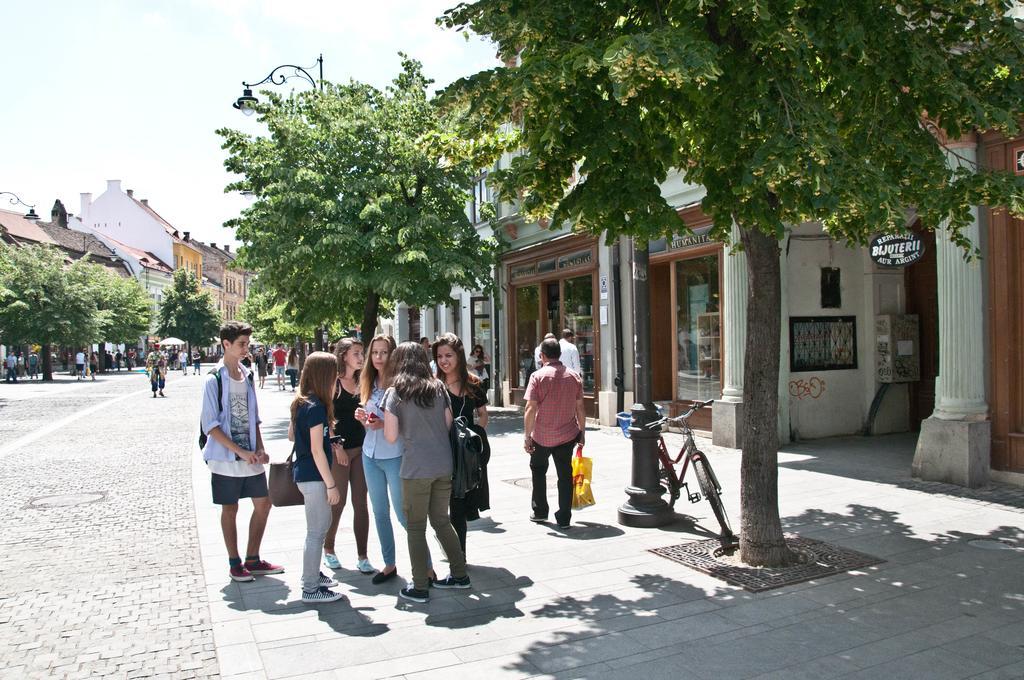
<box><xmin>433</xmin><ymin>333</ymin><xmax>489</xmax><ymax>556</ymax></box>
<box><xmin>322</xmin><ymin>338</ymin><xmax>375</xmax><ymax>574</ymax></box>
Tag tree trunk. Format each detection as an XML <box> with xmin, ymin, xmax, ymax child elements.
<box><xmin>738</xmin><ymin>226</ymin><xmax>797</xmax><ymax>567</ymax></box>
<box><xmin>98</xmin><ymin>342</ymin><xmax>106</xmax><ymax>374</ymax></box>
<box><xmin>361</xmin><ymin>291</ymin><xmax>381</xmax><ymax>342</ymax></box>
<box><xmin>41</xmin><ymin>343</ymin><xmax>53</xmax><ymax>382</ymax></box>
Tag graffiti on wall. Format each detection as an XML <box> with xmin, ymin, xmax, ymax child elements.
<box><xmin>789</xmin><ymin>376</ymin><xmax>826</xmax><ymax>400</ymax></box>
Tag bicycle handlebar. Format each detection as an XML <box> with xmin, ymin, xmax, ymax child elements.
<box><xmin>644</xmin><ymin>399</ymin><xmax>715</xmax><ymax>429</ymax></box>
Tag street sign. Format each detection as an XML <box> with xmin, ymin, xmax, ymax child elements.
<box><xmin>869</xmin><ymin>233</ymin><xmax>925</xmax><ymax>267</ymax></box>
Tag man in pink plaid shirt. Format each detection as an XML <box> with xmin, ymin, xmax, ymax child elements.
<box><xmin>523</xmin><ymin>338</ymin><xmax>586</xmax><ymax>529</ymax></box>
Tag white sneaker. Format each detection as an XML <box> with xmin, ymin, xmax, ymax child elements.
<box><xmin>355</xmin><ymin>558</ymin><xmax>376</xmax><ymax>574</ymax></box>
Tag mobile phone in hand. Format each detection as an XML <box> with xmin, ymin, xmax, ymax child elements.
<box><xmin>329</xmin><ymin>434</ymin><xmax>344</xmax><ymax>444</ymax></box>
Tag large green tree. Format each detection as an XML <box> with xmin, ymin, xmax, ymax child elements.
<box><xmin>441</xmin><ymin>0</ymin><xmax>1024</xmax><ymax>565</ymax></box>
<box><xmin>0</xmin><ymin>244</ymin><xmax>106</xmax><ymax>380</ymax></box>
<box><xmin>98</xmin><ymin>273</ymin><xmax>152</xmax><ymax>347</ymax></box>
<box><xmin>240</xmin><ymin>286</ymin><xmax>320</xmax><ymax>345</ymax></box>
<box><xmin>157</xmin><ymin>269</ymin><xmax>221</xmax><ymax>353</ymax></box>
<box><xmin>217</xmin><ymin>56</ymin><xmax>499</xmax><ymax>337</ymax></box>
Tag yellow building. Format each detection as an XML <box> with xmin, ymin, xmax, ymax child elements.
<box><xmin>173</xmin><ymin>239</ymin><xmax>203</xmax><ymax>279</ymax></box>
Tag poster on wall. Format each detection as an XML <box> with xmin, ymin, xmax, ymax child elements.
<box><xmin>789</xmin><ymin>316</ymin><xmax>858</xmax><ymax>372</ymax></box>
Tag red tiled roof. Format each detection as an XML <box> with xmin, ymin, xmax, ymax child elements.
<box><xmin>103</xmin><ymin>235</ymin><xmax>174</xmax><ymax>274</ymax></box>
<box><xmin>0</xmin><ymin>208</ymin><xmax>57</xmax><ymax>245</ymax></box>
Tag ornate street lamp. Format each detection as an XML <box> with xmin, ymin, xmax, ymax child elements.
<box><xmin>0</xmin><ymin>192</ymin><xmax>39</xmax><ymax>220</ymax></box>
<box><xmin>233</xmin><ymin>54</ymin><xmax>324</xmax><ymax>115</ymax></box>
<box><xmin>618</xmin><ymin>239</ymin><xmax>673</xmax><ymax>527</ymax></box>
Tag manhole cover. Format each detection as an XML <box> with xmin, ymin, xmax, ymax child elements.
<box><xmin>968</xmin><ymin>539</ymin><xmax>1018</xmax><ymax>551</ymax></box>
<box><xmin>650</xmin><ymin>535</ymin><xmax>884</xmax><ymax>592</ymax></box>
<box><xmin>502</xmin><ymin>477</ymin><xmax>533</xmax><ymax>489</ymax></box>
<box><xmin>28</xmin><ymin>492</ymin><xmax>106</xmax><ymax>508</ymax></box>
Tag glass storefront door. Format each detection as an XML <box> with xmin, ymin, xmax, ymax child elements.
<box><xmin>563</xmin><ymin>274</ymin><xmax>596</xmax><ymax>391</ymax></box>
<box><xmin>515</xmin><ymin>285</ymin><xmax>540</xmax><ymax>386</ymax></box>
<box><xmin>675</xmin><ymin>255</ymin><xmax>721</xmax><ymax>402</ymax></box>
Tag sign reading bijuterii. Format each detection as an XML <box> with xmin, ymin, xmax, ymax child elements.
<box><xmin>870</xmin><ymin>233</ymin><xmax>925</xmax><ymax>267</ymax></box>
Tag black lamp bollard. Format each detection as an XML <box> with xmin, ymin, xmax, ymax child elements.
<box><xmin>618</xmin><ymin>239</ymin><xmax>673</xmax><ymax>528</ymax></box>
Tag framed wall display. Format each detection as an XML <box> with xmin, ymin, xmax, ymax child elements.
<box><xmin>789</xmin><ymin>316</ymin><xmax>858</xmax><ymax>372</ymax></box>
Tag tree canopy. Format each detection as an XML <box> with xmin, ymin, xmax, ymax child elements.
<box><xmin>98</xmin><ymin>270</ymin><xmax>153</xmax><ymax>346</ymax></box>
<box><xmin>440</xmin><ymin>0</ymin><xmax>1024</xmax><ymax>565</ymax></box>
<box><xmin>156</xmin><ymin>269</ymin><xmax>221</xmax><ymax>349</ymax></box>
<box><xmin>218</xmin><ymin>55</ymin><xmax>500</xmax><ymax>337</ymax></box>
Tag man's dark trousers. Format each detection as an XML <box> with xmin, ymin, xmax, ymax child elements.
<box><xmin>530</xmin><ymin>437</ymin><xmax>577</xmax><ymax>525</ymax></box>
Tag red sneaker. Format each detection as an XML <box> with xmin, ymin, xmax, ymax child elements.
<box><xmin>246</xmin><ymin>559</ymin><xmax>284</xmax><ymax>576</ymax></box>
<box><xmin>229</xmin><ymin>565</ymin><xmax>254</xmax><ymax>582</ymax></box>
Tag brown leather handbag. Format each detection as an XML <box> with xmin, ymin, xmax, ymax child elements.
<box><xmin>268</xmin><ymin>447</ymin><xmax>304</xmax><ymax>507</ymax></box>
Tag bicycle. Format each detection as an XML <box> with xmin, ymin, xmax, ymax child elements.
<box><xmin>618</xmin><ymin>399</ymin><xmax>736</xmax><ymax>545</ymax></box>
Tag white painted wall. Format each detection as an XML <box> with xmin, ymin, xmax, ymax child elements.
<box><xmin>81</xmin><ymin>180</ymin><xmax>174</xmax><ymax>267</ymax></box>
<box><xmin>784</xmin><ymin>222</ymin><xmax>909</xmax><ymax>439</ymax></box>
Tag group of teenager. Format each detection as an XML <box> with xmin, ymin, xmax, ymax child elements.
<box><xmin>200</xmin><ymin>321</ymin><xmax>492</xmax><ymax>605</ymax></box>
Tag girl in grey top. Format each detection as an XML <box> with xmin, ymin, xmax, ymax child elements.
<box><xmin>383</xmin><ymin>342</ymin><xmax>470</xmax><ymax>602</ymax></box>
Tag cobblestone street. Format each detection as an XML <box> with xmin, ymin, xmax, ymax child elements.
<box><xmin>0</xmin><ymin>370</ymin><xmax>218</xmax><ymax>680</ymax></box>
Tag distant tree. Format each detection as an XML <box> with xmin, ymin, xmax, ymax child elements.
<box><xmin>99</xmin><ymin>274</ymin><xmax>152</xmax><ymax>347</ymax></box>
<box><xmin>441</xmin><ymin>0</ymin><xmax>1024</xmax><ymax>566</ymax></box>
<box><xmin>218</xmin><ymin>55</ymin><xmax>499</xmax><ymax>337</ymax></box>
<box><xmin>157</xmin><ymin>269</ymin><xmax>221</xmax><ymax>355</ymax></box>
<box><xmin>0</xmin><ymin>243</ymin><xmax>103</xmax><ymax>380</ymax></box>
<box><xmin>240</xmin><ymin>286</ymin><xmax>319</xmax><ymax>346</ymax></box>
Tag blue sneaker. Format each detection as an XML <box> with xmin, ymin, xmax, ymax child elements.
<box><xmin>323</xmin><ymin>553</ymin><xmax>341</xmax><ymax>570</ymax></box>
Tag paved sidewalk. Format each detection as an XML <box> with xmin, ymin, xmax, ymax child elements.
<box><xmin>196</xmin><ymin>387</ymin><xmax>1024</xmax><ymax>680</ymax></box>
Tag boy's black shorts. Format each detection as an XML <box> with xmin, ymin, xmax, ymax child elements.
<box><xmin>211</xmin><ymin>472</ymin><xmax>268</xmax><ymax>505</ymax></box>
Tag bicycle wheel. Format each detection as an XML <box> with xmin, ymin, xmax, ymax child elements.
<box><xmin>691</xmin><ymin>451</ymin><xmax>734</xmax><ymax>541</ymax></box>
<box><xmin>658</xmin><ymin>464</ymin><xmax>680</xmax><ymax>509</ymax></box>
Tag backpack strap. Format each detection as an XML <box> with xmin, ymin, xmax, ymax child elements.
<box><xmin>209</xmin><ymin>368</ymin><xmax>224</xmax><ymax>413</ymax></box>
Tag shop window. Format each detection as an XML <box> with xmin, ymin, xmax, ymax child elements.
<box><xmin>821</xmin><ymin>267</ymin><xmax>841</xmax><ymax>308</ymax></box>
<box><xmin>675</xmin><ymin>255</ymin><xmax>721</xmax><ymax>402</ymax></box>
<box><xmin>515</xmin><ymin>285</ymin><xmax>540</xmax><ymax>386</ymax></box>
<box><xmin>471</xmin><ymin>297</ymin><xmax>492</xmax><ymax>351</ymax></box>
<box><xmin>563</xmin><ymin>274</ymin><xmax>596</xmax><ymax>391</ymax></box>
<box><xmin>470</xmin><ymin>173</ymin><xmax>489</xmax><ymax>224</ymax></box>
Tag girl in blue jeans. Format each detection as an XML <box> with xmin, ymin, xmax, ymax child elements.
<box><xmin>357</xmin><ymin>335</ymin><xmax>434</xmax><ymax>585</ymax></box>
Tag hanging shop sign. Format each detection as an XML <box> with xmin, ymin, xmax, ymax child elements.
<box><xmin>510</xmin><ymin>248</ymin><xmax>593</xmax><ymax>281</ymax></box>
<box><xmin>870</xmin><ymin>233</ymin><xmax>925</xmax><ymax>267</ymax></box>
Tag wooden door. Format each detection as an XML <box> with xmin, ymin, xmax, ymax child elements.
<box><xmin>650</xmin><ymin>262</ymin><xmax>673</xmax><ymax>401</ymax></box>
<box><xmin>905</xmin><ymin>226</ymin><xmax>938</xmax><ymax>431</ymax></box>
<box><xmin>984</xmin><ymin>139</ymin><xmax>1024</xmax><ymax>472</ymax></box>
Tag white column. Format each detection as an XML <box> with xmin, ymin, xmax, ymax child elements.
<box><xmin>721</xmin><ymin>224</ymin><xmax>747</xmax><ymax>402</ymax></box>
<box><xmin>933</xmin><ymin>142</ymin><xmax>988</xmax><ymax>420</ymax></box>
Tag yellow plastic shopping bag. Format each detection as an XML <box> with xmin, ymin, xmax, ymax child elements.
<box><xmin>571</xmin><ymin>444</ymin><xmax>595</xmax><ymax>510</ymax></box>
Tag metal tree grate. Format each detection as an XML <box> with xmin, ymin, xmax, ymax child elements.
<box><xmin>650</xmin><ymin>535</ymin><xmax>884</xmax><ymax>592</ymax></box>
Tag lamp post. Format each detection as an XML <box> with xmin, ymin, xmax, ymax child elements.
<box><xmin>0</xmin><ymin>192</ymin><xmax>39</xmax><ymax>221</ymax></box>
<box><xmin>233</xmin><ymin>54</ymin><xmax>324</xmax><ymax>114</ymax></box>
<box><xmin>618</xmin><ymin>239</ymin><xmax>673</xmax><ymax>527</ymax></box>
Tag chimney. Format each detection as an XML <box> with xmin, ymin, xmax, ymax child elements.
<box><xmin>173</xmin><ymin>230</ymin><xmax>179</xmax><ymax>238</ymax></box>
<box><xmin>210</xmin><ymin>242</ymin><xmax>217</xmax><ymax>249</ymax></box>
<box><xmin>51</xmin><ymin>200</ymin><xmax>69</xmax><ymax>228</ymax></box>
<box><xmin>183</xmin><ymin>231</ymin><xmax>190</xmax><ymax>241</ymax></box>
<box><xmin>106</xmin><ymin>179</ymin><xmax>121</xmax><ymax>193</ymax></box>
<box><xmin>126</xmin><ymin>189</ymin><xmax>134</xmax><ymax>197</ymax></box>
<box><xmin>223</xmin><ymin>244</ymin><xmax>231</xmax><ymax>253</ymax></box>
<box><xmin>80</xmin><ymin>193</ymin><xmax>92</xmax><ymax>221</ymax></box>
<box><xmin>141</xmin><ymin>199</ymin><xmax>149</xmax><ymax>206</ymax></box>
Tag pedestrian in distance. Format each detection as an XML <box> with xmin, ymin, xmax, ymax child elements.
<box><xmin>287</xmin><ymin>351</ymin><xmax>346</xmax><ymax>604</ymax></box>
<box><xmin>469</xmin><ymin>344</ymin><xmax>491</xmax><ymax>393</ymax></box>
<box><xmin>114</xmin><ymin>350</ymin><xmax>123</xmax><ymax>372</ymax></box>
<box><xmin>272</xmin><ymin>343</ymin><xmax>288</xmax><ymax>391</ymax></box>
<box><xmin>382</xmin><ymin>341</ymin><xmax>471</xmax><ymax>603</ymax></box>
<box><xmin>433</xmin><ymin>333</ymin><xmax>489</xmax><ymax>558</ymax></box>
<box><xmin>4</xmin><ymin>352</ymin><xmax>16</xmax><ymax>383</ymax></box>
<box><xmin>28</xmin><ymin>351</ymin><xmax>39</xmax><ymax>380</ymax></box>
<box><xmin>559</xmin><ymin>329</ymin><xmax>582</xmax><ymax>376</ymax></box>
<box><xmin>181</xmin><ymin>348</ymin><xmax>189</xmax><ymax>376</ymax></box>
<box><xmin>149</xmin><ymin>355</ymin><xmax>166</xmax><ymax>397</ymax></box>
<box><xmin>255</xmin><ymin>348</ymin><xmax>268</xmax><ymax>389</ymax></box>
<box><xmin>89</xmin><ymin>351</ymin><xmax>99</xmax><ymax>381</ymax></box>
<box><xmin>16</xmin><ymin>353</ymin><xmax>26</xmax><ymax>379</ymax></box>
<box><xmin>192</xmin><ymin>349</ymin><xmax>201</xmax><ymax>374</ymax></box>
<box><xmin>523</xmin><ymin>338</ymin><xmax>586</xmax><ymax>529</ymax></box>
<box><xmin>75</xmin><ymin>349</ymin><xmax>86</xmax><ymax>381</ymax></box>
<box><xmin>534</xmin><ymin>332</ymin><xmax>557</xmax><ymax>372</ymax></box>
<box><xmin>201</xmin><ymin>321</ymin><xmax>283</xmax><ymax>584</ymax></box>
<box><xmin>286</xmin><ymin>348</ymin><xmax>300</xmax><ymax>391</ymax></box>
<box><xmin>356</xmin><ymin>335</ymin><xmax>428</xmax><ymax>586</ymax></box>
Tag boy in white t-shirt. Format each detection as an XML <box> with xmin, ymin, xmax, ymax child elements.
<box><xmin>200</xmin><ymin>321</ymin><xmax>284</xmax><ymax>583</ymax></box>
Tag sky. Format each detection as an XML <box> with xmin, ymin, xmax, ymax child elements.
<box><xmin>0</xmin><ymin>0</ymin><xmax>497</xmax><ymax>246</ymax></box>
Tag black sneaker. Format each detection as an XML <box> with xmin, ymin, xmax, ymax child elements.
<box><xmin>399</xmin><ymin>585</ymin><xmax>429</xmax><ymax>603</ymax></box>
<box><xmin>529</xmin><ymin>514</ymin><xmax>548</xmax><ymax>523</ymax></box>
<box><xmin>557</xmin><ymin>520</ymin><xmax>571</xmax><ymax>529</ymax></box>
<box><xmin>318</xmin><ymin>572</ymin><xmax>339</xmax><ymax>588</ymax></box>
<box><xmin>433</xmin><ymin>575</ymin><xmax>471</xmax><ymax>589</ymax></box>
<box><xmin>302</xmin><ymin>586</ymin><xmax>344</xmax><ymax>604</ymax></box>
